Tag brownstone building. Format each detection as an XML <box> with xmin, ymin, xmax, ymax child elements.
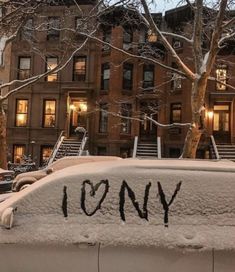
<box><xmin>5</xmin><ymin>3</ymin><xmax>235</xmax><ymax>166</ymax></box>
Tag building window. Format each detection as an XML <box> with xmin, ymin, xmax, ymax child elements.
<box><xmin>46</xmin><ymin>57</ymin><xmax>58</xmax><ymax>81</ymax></box>
<box><xmin>43</xmin><ymin>100</ymin><xmax>56</xmax><ymax>128</ymax></box>
<box><xmin>101</xmin><ymin>63</ymin><xmax>110</xmax><ymax>90</ymax></box>
<box><xmin>170</xmin><ymin>103</ymin><xmax>182</xmax><ymax>123</ymax></box>
<box><xmin>47</xmin><ymin>17</ymin><xmax>60</xmax><ymax>41</ymax></box>
<box><xmin>40</xmin><ymin>145</ymin><xmax>53</xmax><ymax>166</ymax></box>
<box><xmin>171</xmin><ymin>63</ymin><xmax>182</xmax><ymax>90</ymax></box>
<box><xmin>216</xmin><ymin>66</ymin><xmax>227</xmax><ymax>91</ymax></box>
<box><xmin>18</xmin><ymin>57</ymin><xmax>31</xmax><ymax>80</ymax></box>
<box><xmin>123</xmin><ymin>63</ymin><xmax>133</xmax><ymax>90</ymax></box>
<box><xmin>21</xmin><ymin>18</ymin><xmax>33</xmax><ymax>40</ymax></box>
<box><xmin>102</xmin><ymin>28</ymin><xmax>111</xmax><ymax>51</ymax></box>
<box><xmin>13</xmin><ymin>144</ymin><xmax>26</xmax><ymax>163</ymax></box>
<box><xmin>99</xmin><ymin>104</ymin><xmax>108</xmax><ymax>133</ymax></box>
<box><xmin>143</xmin><ymin>64</ymin><xmax>154</xmax><ymax>89</ymax></box>
<box><xmin>120</xmin><ymin>104</ymin><xmax>132</xmax><ymax>134</ymax></box>
<box><xmin>15</xmin><ymin>99</ymin><xmax>28</xmax><ymax>127</ymax></box>
<box><xmin>73</xmin><ymin>56</ymin><xmax>86</xmax><ymax>81</ymax></box>
<box><xmin>123</xmin><ymin>28</ymin><xmax>133</xmax><ymax>50</ymax></box>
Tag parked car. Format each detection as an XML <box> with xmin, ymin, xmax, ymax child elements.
<box><xmin>12</xmin><ymin>156</ymin><xmax>122</xmax><ymax>192</ymax></box>
<box><xmin>0</xmin><ymin>159</ymin><xmax>235</xmax><ymax>272</ymax></box>
<box><xmin>0</xmin><ymin>169</ymin><xmax>14</xmax><ymax>193</ymax></box>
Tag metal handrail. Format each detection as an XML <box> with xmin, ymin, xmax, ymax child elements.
<box><xmin>78</xmin><ymin>135</ymin><xmax>88</xmax><ymax>156</ymax></box>
<box><xmin>48</xmin><ymin>130</ymin><xmax>65</xmax><ymax>165</ymax></box>
<box><xmin>210</xmin><ymin>135</ymin><xmax>220</xmax><ymax>160</ymax></box>
<box><xmin>157</xmin><ymin>136</ymin><xmax>161</xmax><ymax>159</ymax></box>
<box><xmin>132</xmin><ymin>136</ymin><xmax>138</xmax><ymax>158</ymax></box>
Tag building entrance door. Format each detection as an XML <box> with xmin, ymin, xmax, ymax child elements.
<box><xmin>139</xmin><ymin>101</ymin><xmax>158</xmax><ymax>141</ymax></box>
<box><xmin>213</xmin><ymin>103</ymin><xmax>230</xmax><ymax>143</ymax></box>
<box><xmin>69</xmin><ymin>100</ymin><xmax>87</xmax><ymax>137</ymax></box>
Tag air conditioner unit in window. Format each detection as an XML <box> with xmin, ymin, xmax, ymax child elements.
<box><xmin>173</xmin><ymin>41</ymin><xmax>182</xmax><ymax>49</ymax></box>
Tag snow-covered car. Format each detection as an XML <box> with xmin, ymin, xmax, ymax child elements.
<box><xmin>0</xmin><ymin>169</ymin><xmax>14</xmax><ymax>193</ymax></box>
<box><xmin>0</xmin><ymin>159</ymin><xmax>234</xmax><ymax>272</ymax></box>
<box><xmin>12</xmin><ymin>156</ymin><xmax>121</xmax><ymax>192</ymax></box>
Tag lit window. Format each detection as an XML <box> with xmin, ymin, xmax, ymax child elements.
<box><xmin>101</xmin><ymin>63</ymin><xmax>110</xmax><ymax>90</ymax></box>
<box><xmin>40</xmin><ymin>146</ymin><xmax>53</xmax><ymax>166</ymax></box>
<box><xmin>170</xmin><ymin>103</ymin><xmax>182</xmax><ymax>123</ymax></box>
<box><xmin>99</xmin><ymin>104</ymin><xmax>108</xmax><ymax>133</ymax></box>
<box><xmin>15</xmin><ymin>99</ymin><xmax>28</xmax><ymax>127</ymax></box>
<box><xmin>120</xmin><ymin>104</ymin><xmax>132</xmax><ymax>134</ymax></box>
<box><xmin>47</xmin><ymin>17</ymin><xmax>60</xmax><ymax>41</ymax></box>
<box><xmin>143</xmin><ymin>65</ymin><xmax>154</xmax><ymax>89</ymax></box>
<box><xmin>123</xmin><ymin>63</ymin><xmax>133</xmax><ymax>90</ymax></box>
<box><xmin>43</xmin><ymin>100</ymin><xmax>56</xmax><ymax>128</ymax></box>
<box><xmin>73</xmin><ymin>57</ymin><xmax>86</xmax><ymax>81</ymax></box>
<box><xmin>46</xmin><ymin>57</ymin><xmax>58</xmax><ymax>81</ymax></box>
<box><xmin>13</xmin><ymin>145</ymin><xmax>26</xmax><ymax>164</ymax></box>
<box><xmin>216</xmin><ymin>66</ymin><xmax>227</xmax><ymax>90</ymax></box>
<box><xmin>18</xmin><ymin>57</ymin><xmax>31</xmax><ymax>80</ymax></box>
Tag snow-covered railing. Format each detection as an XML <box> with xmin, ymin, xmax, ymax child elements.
<box><xmin>210</xmin><ymin>135</ymin><xmax>220</xmax><ymax>160</ymax></box>
<box><xmin>157</xmin><ymin>136</ymin><xmax>161</xmax><ymax>159</ymax></box>
<box><xmin>79</xmin><ymin>136</ymin><xmax>88</xmax><ymax>156</ymax></box>
<box><xmin>132</xmin><ymin>136</ymin><xmax>138</xmax><ymax>158</ymax></box>
<box><xmin>48</xmin><ymin>131</ymin><xmax>65</xmax><ymax>165</ymax></box>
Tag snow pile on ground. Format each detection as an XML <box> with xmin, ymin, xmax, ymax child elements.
<box><xmin>0</xmin><ymin>159</ymin><xmax>235</xmax><ymax>250</ymax></box>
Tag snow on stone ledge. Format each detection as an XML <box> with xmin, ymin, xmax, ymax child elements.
<box><xmin>0</xmin><ymin>159</ymin><xmax>235</xmax><ymax>250</ymax></box>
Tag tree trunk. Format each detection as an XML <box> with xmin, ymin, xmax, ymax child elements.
<box><xmin>181</xmin><ymin>76</ymin><xmax>208</xmax><ymax>159</ymax></box>
<box><xmin>0</xmin><ymin>102</ymin><xmax>7</xmax><ymax>169</ymax></box>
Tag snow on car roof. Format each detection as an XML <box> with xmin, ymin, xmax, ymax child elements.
<box><xmin>0</xmin><ymin>159</ymin><xmax>235</xmax><ymax>250</ymax></box>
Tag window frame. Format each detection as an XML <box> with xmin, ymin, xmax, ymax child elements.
<box><xmin>99</xmin><ymin>103</ymin><xmax>108</xmax><ymax>133</ymax></box>
<box><xmin>73</xmin><ymin>56</ymin><xmax>86</xmax><ymax>81</ymax></box>
<box><xmin>40</xmin><ymin>145</ymin><xmax>53</xmax><ymax>166</ymax></box>
<box><xmin>47</xmin><ymin>16</ymin><xmax>60</xmax><ymax>41</ymax></box>
<box><xmin>120</xmin><ymin>103</ymin><xmax>132</xmax><ymax>134</ymax></box>
<box><xmin>18</xmin><ymin>57</ymin><xmax>31</xmax><ymax>80</ymax></box>
<box><xmin>123</xmin><ymin>63</ymin><xmax>133</xmax><ymax>91</ymax></box>
<box><xmin>15</xmin><ymin>99</ymin><xmax>28</xmax><ymax>127</ymax></box>
<box><xmin>170</xmin><ymin>103</ymin><xmax>182</xmax><ymax>123</ymax></box>
<box><xmin>216</xmin><ymin>65</ymin><xmax>227</xmax><ymax>91</ymax></box>
<box><xmin>143</xmin><ymin>64</ymin><xmax>154</xmax><ymax>89</ymax></box>
<box><xmin>42</xmin><ymin>99</ymin><xmax>56</xmax><ymax>128</ymax></box>
<box><xmin>46</xmin><ymin>56</ymin><xmax>58</xmax><ymax>82</ymax></box>
<box><xmin>13</xmin><ymin>144</ymin><xmax>26</xmax><ymax>164</ymax></box>
<box><xmin>101</xmin><ymin>63</ymin><xmax>110</xmax><ymax>91</ymax></box>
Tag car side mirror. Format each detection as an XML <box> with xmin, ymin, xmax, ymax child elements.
<box><xmin>46</xmin><ymin>168</ymin><xmax>53</xmax><ymax>175</ymax></box>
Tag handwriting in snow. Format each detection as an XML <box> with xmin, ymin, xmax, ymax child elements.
<box><xmin>62</xmin><ymin>180</ymin><xmax>182</xmax><ymax>227</ymax></box>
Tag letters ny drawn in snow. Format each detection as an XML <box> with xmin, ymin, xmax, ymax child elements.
<box><xmin>61</xmin><ymin>179</ymin><xmax>182</xmax><ymax>227</ymax></box>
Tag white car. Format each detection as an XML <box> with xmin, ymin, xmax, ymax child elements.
<box><xmin>0</xmin><ymin>159</ymin><xmax>234</xmax><ymax>272</ymax></box>
<box><xmin>12</xmin><ymin>156</ymin><xmax>121</xmax><ymax>192</ymax></box>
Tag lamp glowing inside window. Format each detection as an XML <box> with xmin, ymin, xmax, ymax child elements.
<box><xmin>16</xmin><ymin>99</ymin><xmax>28</xmax><ymax>127</ymax></box>
<box><xmin>43</xmin><ymin>100</ymin><xmax>56</xmax><ymax>127</ymax></box>
<box><xmin>216</xmin><ymin>67</ymin><xmax>227</xmax><ymax>91</ymax></box>
<box><xmin>46</xmin><ymin>57</ymin><xmax>58</xmax><ymax>82</ymax></box>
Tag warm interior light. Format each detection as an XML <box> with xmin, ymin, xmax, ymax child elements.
<box><xmin>17</xmin><ymin>114</ymin><xmax>25</xmax><ymax>121</ymax></box>
<box><xmin>69</xmin><ymin>104</ymin><xmax>76</xmax><ymax>111</ymax></box>
<box><xmin>207</xmin><ymin>111</ymin><xmax>214</xmax><ymax>119</ymax></box>
<box><xmin>79</xmin><ymin>102</ymin><xmax>87</xmax><ymax>112</ymax></box>
<box><xmin>148</xmin><ymin>30</ymin><xmax>157</xmax><ymax>43</ymax></box>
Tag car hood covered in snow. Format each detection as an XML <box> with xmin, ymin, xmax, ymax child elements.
<box><xmin>0</xmin><ymin>159</ymin><xmax>235</xmax><ymax>251</ymax></box>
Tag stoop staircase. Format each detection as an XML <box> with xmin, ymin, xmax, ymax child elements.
<box><xmin>47</xmin><ymin>131</ymin><xmax>88</xmax><ymax>165</ymax></box>
<box><xmin>133</xmin><ymin>136</ymin><xmax>161</xmax><ymax>159</ymax></box>
<box><xmin>210</xmin><ymin>136</ymin><xmax>235</xmax><ymax>161</ymax></box>
<box><xmin>214</xmin><ymin>144</ymin><xmax>235</xmax><ymax>161</ymax></box>
<box><xmin>53</xmin><ymin>138</ymin><xmax>82</xmax><ymax>161</ymax></box>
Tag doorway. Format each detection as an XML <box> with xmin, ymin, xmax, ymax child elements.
<box><xmin>139</xmin><ymin>101</ymin><xmax>158</xmax><ymax>141</ymax></box>
<box><xmin>213</xmin><ymin>103</ymin><xmax>230</xmax><ymax>143</ymax></box>
<box><xmin>69</xmin><ymin>100</ymin><xmax>87</xmax><ymax>137</ymax></box>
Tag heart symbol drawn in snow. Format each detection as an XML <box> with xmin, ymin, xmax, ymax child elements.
<box><xmin>81</xmin><ymin>179</ymin><xmax>110</xmax><ymax>216</ymax></box>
